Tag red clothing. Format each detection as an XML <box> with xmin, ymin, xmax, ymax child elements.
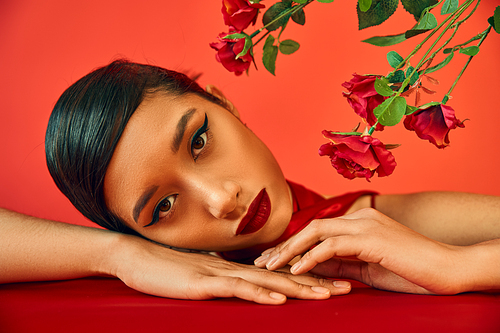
<box><xmin>219</xmin><ymin>181</ymin><xmax>376</xmax><ymax>264</ymax></box>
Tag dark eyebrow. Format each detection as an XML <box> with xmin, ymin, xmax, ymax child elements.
<box><xmin>172</xmin><ymin>108</ymin><xmax>197</xmax><ymax>153</ymax></box>
<box><xmin>132</xmin><ymin>108</ymin><xmax>197</xmax><ymax>223</ymax></box>
<box><xmin>133</xmin><ymin>185</ymin><xmax>159</xmax><ymax>223</ymax></box>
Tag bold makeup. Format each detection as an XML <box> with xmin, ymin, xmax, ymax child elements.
<box><xmin>236</xmin><ymin>189</ymin><xmax>271</xmax><ymax>235</ymax></box>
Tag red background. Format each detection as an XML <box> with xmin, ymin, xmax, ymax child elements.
<box><xmin>1</xmin><ymin>0</ymin><xmax>499</xmax><ymax>228</ymax></box>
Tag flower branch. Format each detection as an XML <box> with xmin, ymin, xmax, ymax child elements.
<box><xmin>443</xmin><ymin>24</ymin><xmax>492</xmax><ymax>102</ymax></box>
<box><xmin>210</xmin><ymin>0</ymin><xmax>500</xmax><ymax>181</ymax></box>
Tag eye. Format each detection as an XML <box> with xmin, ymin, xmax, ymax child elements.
<box><xmin>192</xmin><ymin>132</ymin><xmax>207</xmax><ymax>152</ymax></box>
<box><xmin>158</xmin><ymin>196</ymin><xmax>174</xmax><ymax>214</ymax></box>
<box><xmin>146</xmin><ymin>195</ymin><xmax>177</xmax><ymax>227</ymax></box>
<box><xmin>191</xmin><ymin>114</ymin><xmax>210</xmax><ymax>161</ymax></box>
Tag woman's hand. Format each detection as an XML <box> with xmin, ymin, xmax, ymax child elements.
<box><xmin>254</xmin><ymin>208</ymin><xmax>473</xmax><ymax>295</ymax></box>
<box><xmin>105</xmin><ymin>233</ymin><xmax>352</xmax><ymax>305</ymax></box>
<box><xmin>0</xmin><ymin>208</ymin><xmax>350</xmax><ymax>306</ymax></box>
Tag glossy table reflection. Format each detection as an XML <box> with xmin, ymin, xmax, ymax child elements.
<box><xmin>1</xmin><ymin>278</ymin><xmax>499</xmax><ymax>332</ymax></box>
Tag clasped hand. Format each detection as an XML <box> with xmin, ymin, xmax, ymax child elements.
<box><xmin>108</xmin><ymin>233</ymin><xmax>353</xmax><ymax>305</ymax></box>
<box><xmin>255</xmin><ymin>208</ymin><xmax>468</xmax><ymax>295</ymax></box>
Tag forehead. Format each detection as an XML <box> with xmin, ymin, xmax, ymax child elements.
<box><xmin>109</xmin><ymin>92</ymin><xmax>180</xmax><ymax>171</ymax></box>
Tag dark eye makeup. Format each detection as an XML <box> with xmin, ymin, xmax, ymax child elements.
<box><xmin>145</xmin><ymin>195</ymin><xmax>177</xmax><ymax>227</ymax></box>
<box><xmin>191</xmin><ymin>114</ymin><xmax>209</xmax><ymax>161</ymax></box>
<box><xmin>144</xmin><ymin>113</ymin><xmax>210</xmax><ymax>228</ymax></box>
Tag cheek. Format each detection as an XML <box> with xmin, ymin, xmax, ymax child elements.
<box><xmin>230</xmin><ymin>130</ymin><xmax>279</xmax><ymax>173</ymax></box>
<box><xmin>138</xmin><ymin>206</ymin><xmax>228</xmax><ymax>250</ymax></box>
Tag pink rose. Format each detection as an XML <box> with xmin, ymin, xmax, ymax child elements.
<box><xmin>221</xmin><ymin>0</ymin><xmax>265</xmax><ymax>31</ymax></box>
<box><xmin>342</xmin><ymin>73</ymin><xmax>388</xmax><ymax>131</ymax></box>
<box><xmin>319</xmin><ymin>131</ymin><xmax>396</xmax><ymax>181</ymax></box>
<box><xmin>404</xmin><ymin>104</ymin><xmax>465</xmax><ymax>149</ymax></box>
<box><xmin>210</xmin><ymin>31</ymin><xmax>254</xmax><ymax>76</ymax></box>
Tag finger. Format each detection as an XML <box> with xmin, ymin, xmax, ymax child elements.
<box><xmin>255</xmin><ymin>221</ymin><xmax>325</xmax><ymax>270</ymax></box>
<box><xmin>262</xmin><ymin>218</ymin><xmax>357</xmax><ymax>270</ymax></box>
<box><xmin>284</xmin><ymin>272</ymin><xmax>352</xmax><ymax>295</ymax></box>
<box><xmin>257</xmin><ymin>209</ymin><xmax>383</xmax><ymax>268</ymax></box>
<box><xmin>289</xmin><ymin>235</ymin><xmax>363</xmax><ymax>275</ymax></box>
<box><xmin>232</xmin><ymin>269</ymin><xmax>351</xmax><ymax>299</ymax></box>
<box><xmin>265</xmin><ymin>266</ymin><xmax>352</xmax><ymax>295</ymax></box>
<box><xmin>310</xmin><ymin>258</ymin><xmax>433</xmax><ymax>295</ymax></box>
<box><xmin>200</xmin><ymin>276</ymin><xmax>288</xmax><ymax>305</ymax></box>
<box><xmin>309</xmin><ymin>257</ymin><xmax>366</xmax><ymax>280</ymax></box>
<box><xmin>241</xmin><ymin>271</ymin><xmax>332</xmax><ymax>300</ymax></box>
<box><xmin>261</xmin><ymin>247</ymin><xmax>275</xmax><ymax>256</ymax></box>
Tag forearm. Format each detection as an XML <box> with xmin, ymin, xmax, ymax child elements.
<box><xmin>0</xmin><ymin>208</ymin><xmax>117</xmax><ymax>283</ymax></box>
<box><xmin>375</xmin><ymin>192</ymin><xmax>500</xmax><ymax>245</ymax></box>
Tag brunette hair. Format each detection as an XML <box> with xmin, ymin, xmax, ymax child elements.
<box><xmin>45</xmin><ymin>59</ymin><xmax>221</xmax><ymax>233</ymax></box>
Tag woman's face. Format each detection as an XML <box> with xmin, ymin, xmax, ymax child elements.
<box><xmin>104</xmin><ymin>90</ymin><xmax>293</xmax><ymax>252</ymax></box>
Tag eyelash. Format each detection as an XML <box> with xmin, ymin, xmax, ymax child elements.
<box><xmin>146</xmin><ymin>195</ymin><xmax>177</xmax><ymax>227</ymax></box>
<box><xmin>191</xmin><ymin>113</ymin><xmax>211</xmax><ymax>161</ymax></box>
<box><xmin>145</xmin><ymin>114</ymin><xmax>211</xmax><ymax>227</ymax></box>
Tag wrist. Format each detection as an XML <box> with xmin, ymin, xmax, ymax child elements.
<box><xmin>96</xmin><ymin>230</ymin><xmax>136</xmax><ymax>279</ymax></box>
<box><xmin>462</xmin><ymin>239</ymin><xmax>500</xmax><ymax>292</ymax></box>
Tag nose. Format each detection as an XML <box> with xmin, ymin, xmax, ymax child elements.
<box><xmin>205</xmin><ymin>180</ymin><xmax>241</xmax><ymax>219</ymax></box>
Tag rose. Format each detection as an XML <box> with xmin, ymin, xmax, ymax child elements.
<box><xmin>404</xmin><ymin>104</ymin><xmax>465</xmax><ymax>149</ymax></box>
<box><xmin>210</xmin><ymin>31</ymin><xmax>254</xmax><ymax>76</ymax></box>
<box><xmin>342</xmin><ymin>73</ymin><xmax>388</xmax><ymax>131</ymax></box>
<box><xmin>221</xmin><ymin>0</ymin><xmax>265</xmax><ymax>31</ymax></box>
<box><xmin>319</xmin><ymin>131</ymin><xmax>397</xmax><ymax>181</ymax></box>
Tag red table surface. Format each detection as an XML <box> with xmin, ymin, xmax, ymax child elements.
<box><xmin>1</xmin><ymin>277</ymin><xmax>499</xmax><ymax>333</ymax></box>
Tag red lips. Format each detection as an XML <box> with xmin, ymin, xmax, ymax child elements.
<box><xmin>236</xmin><ymin>189</ymin><xmax>271</xmax><ymax>235</ymax></box>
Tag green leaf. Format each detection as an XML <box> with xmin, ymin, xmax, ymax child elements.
<box><xmin>279</xmin><ymin>39</ymin><xmax>300</xmax><ymax>55</ymax></box>
<box><xmin>263</xmin><ymin>35</ymin><xmax>279</xmax><ymax>75</ymax></box>
<box><xmin>222</xmin><ymin>33</ymin><xmax>247</xmax><ymax>40</ymax></box>
<box><xmin>328</xmin><ymin>131</ymin><xmax>362</xmax><ymax>136</ymax></box>
<box><xmin>418</xmin><ymin>101</ymin><xmax>441</xmax><ymax>109</ymax></box>
<box><xmin>405</xmin><ymin>28</ymin><xmax>431</xmax><ymax>38</ymax></box>
<box><xmin>373</xmin><ymin>96</ymin><xmax>407</xmax><ymax>126</ymax></box>
<box><xmin>362</xmin><ymin>33</ymin><xmax>406</xmax><ymax>46</ymax></box>
<box><xmin>441</xmin><ymin>0</ymin><xmax>458</xmax><ymax>15</ymax></box>
<box><xmin>443</xmin><ymin>34</ymin><xmax>482</xmax><ymax>54</ymax></box>
<box><xmin>406</xmin><ymin>66</ymin><xmax>419</xmax><ymax>85</ymax></box>
<box><xmin>357</xmin><ymin>0</ymin><xmax>399</xmax><ymax>30</ymax></box>
<box><xmin>263</xmin><ymin>1</ymin><xmax>292</xmax><ymax>31</ymax></box>
<box><xmin>374</xmin><ymin>78</ymin><xmax>395</xmax><ymax>96</ymax></box>
<box><xmin>496</xmin><ymin>6</ymin><xmax>500</xmax><ymax>32</ymax></box>
<box><xmin>424</xmin><ymin>52</ymin><xmax>454</xmax><ymax>74</ymax></box>
<box><xmin>459</xmin><ymin>45</ymin><xmax>480</xmax><ymax>56</ymax></box>
<box><xmin>264</xmin><ymin>34</ymin><xmax>275</xmax><ymax>49</ymax></box>
<box><xmin>388</xmin><ymin>70</ymin><xmax>406</xmax><ymax>83</ymax></box>
<box><xmin>487</xmin><ymin>16</ymin><xmax>496</xmax><ymax>32</ymax></box>
<box><xmin>291</xmin><ymin>8</ymin><xmax>306</xmax><ymax>25</ymax></box>
<box><xmin>490</xmin><ymin>6</ymin><xmax>500</xmax><ymax>34</ymax></box>
<box><xmin>387</xmin><ymin>50</ymin><xmax>404</xmax><ymax>68</ymax></box>
<box><xmin>415</xmin><ymin>12</ymin><xmax>438</xmax><ymax>30</ymax></box>
<box><xmin>293</xmin><ymin>0</ymin><xmax>308</xmax><ymax>3</ymax></box>
<box><xmin>358</xmin><ymin>0</ymin><xmax>372</xmax><ymax>12</ymax></box>
<box><xmin>405</xmin><ymin>105</ymin><xmax>418</xmax><ymax>115</ymax></box>
<box><xmin>316</xmin><ymin>0</ymin><xmax>335</xmax><ymax>3</ymax></box>
<box><xmin>401</xmin><ymin>0</ymin><xmax>438</xmax><ymax>21</ymax></box>
<box><xmin>235</xmin><ymin>36</ymin><xmax>253</xmax><ymax>59</ymax></box>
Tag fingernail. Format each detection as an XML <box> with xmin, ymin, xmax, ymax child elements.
<box><xmin>333</xmin><ymin>281</ymin><xmax>351</xmax><ymax>289</ymax></box>
<box><xmin>269</xmin><ymin>292</ymin><xmax>286</xmax><ymax>301</ymax></box>
<box><xmin>290</xmin><ymin>261</ymin><xmax>301</xmax><ymax>274</ymax></box>
<box><xmin>254</xmin><ymin>253</ymin><xmax>269</xmax><ymax>265</ymax></box>
<box><xmin>311</xmin><ymin>286</ymin><xmax>330</xmax><ymax>294</ymax></box>
<box><xmin>267</xmin><ymin>253</ymin><xmax>280</xmax><ymax>268</ymax></box>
